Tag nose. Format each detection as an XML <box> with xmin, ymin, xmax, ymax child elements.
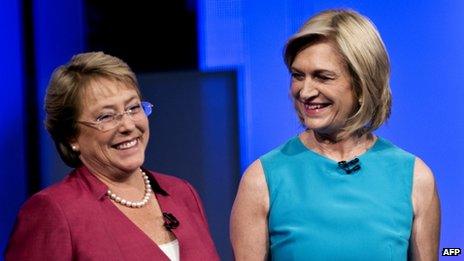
<box><xmin>117</xmin><ymin>112</ymin><xmax>136</xmax><ymax>132</ymax></box>
<box><xmin>299</xmin><ymin>78</ymin><xmax>319</xmax><ymax>99</ymax></box>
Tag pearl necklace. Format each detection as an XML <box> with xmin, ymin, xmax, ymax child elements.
<box><xmin>106</xmin><ymin>169</ymin><xmax>152</xmax><ymax>208</ymax></box>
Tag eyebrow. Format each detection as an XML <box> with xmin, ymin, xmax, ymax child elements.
<box><xmin>290</xmin><ymin>67</ymin><xmax>338</xmax><ymax>75</ymax></box>
<box><xmin>314</xmin><ymin>69</ymin><xmax>337</xmax><ymax>76</ymax></box>
<box><xmin>95</xmin><ymin>95</ymin><xmax>140</xmax><ymax>111</ymax></box>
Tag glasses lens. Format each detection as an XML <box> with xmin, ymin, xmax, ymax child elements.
<box><xmin>100</xmin><ymin>119</ymin><xmax>118</xmax><ymax>131</ymax></box>
<box><xmin>141</xmin><ymin>101</ymin><xmax>153</xmax><ymax>116</ymax></box>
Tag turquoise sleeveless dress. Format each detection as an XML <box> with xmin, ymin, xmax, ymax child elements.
<box><xmin>260</xmin><ymin>136</ymin><xmax>415</xmax><ymax>260</ymax></box>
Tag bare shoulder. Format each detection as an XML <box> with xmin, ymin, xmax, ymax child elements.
<box><xmin>413</xmin><ymin>157</ymin><xmax>435</xmax><ymax>181</ymax></box>
<box><xmin>412</xmin><ymin>157</ymin><xmax>439</xmax><ymax>215</ymax></box>
<box><xmin>236</xmin><ymin>159</ymin><xmax>269</xmax><ymax>210</ymax></box>
<box><xmin>413</xmin><ymin>157</ymin><xmax>437</xmax><ymax>205</ymax></box>
<box><xmin>230</xmin><ymin>159</ymin><xmax>270</xmax><ymax>260</ymax></box>
<box><xmin>241</xmin><ymin>159</ymin><xmax>267</xmax><ymax>187</ymax></box>
<box><xmin>231</xmin><ymin>158</ymin><xmax>270</xmax><ymax>221</ymax></box>
<box><xmin>410</xmin><ymin>157</ymin><xmax>441</xmax><ymax>259</ymax></box>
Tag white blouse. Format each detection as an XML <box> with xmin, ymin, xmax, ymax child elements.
<box><xmin>158</xmin><ymin>239</ymin><xmax>180</xmax><ymax>261</ymax></box>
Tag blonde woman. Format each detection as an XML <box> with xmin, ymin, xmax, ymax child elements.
<box><xmin>231</xmin><ymin>9</ymin><xmax>440</xmax><ymax>260</ymax></box>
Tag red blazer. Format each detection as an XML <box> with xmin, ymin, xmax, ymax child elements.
<box><xmin>5</xmin><ymin>166</ymin><xmax>219</xmax><ymax>260</ymax></box>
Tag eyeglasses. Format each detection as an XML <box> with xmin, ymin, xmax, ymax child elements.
<box><xmin>77</xmin><ymin>101</ymin><xmax>153</xmax><ymax>132</ymax></box>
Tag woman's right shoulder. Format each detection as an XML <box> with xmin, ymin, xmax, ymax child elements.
<box><xmin>237</xmin><ymin>160</ymin><xmax>266</xmax><ymax>194</ymax></box>
<box><xmin>18</xmin><ymin>182</ymin><xmax>68</xmax><ymax>215</ymax></box>
<box><xmin>18</xmin><ymin>172</ymin><xmax>82</xmax><ymax>212</ymax></box>
<box><xmin>245</xmin><ymin>159</ymin><xmax>264</xmax><ymax>175</ymax></box>
<box><xmin>260</xmin><ymin>135</ymin><xmax>303</xmax><ymax>167</ymax></box>
<box><xmin>6</xmin><ymin>181</ymin><xmax>74</xmax><ymax>260</ymax></box>
<box><xmin>236</xmin><ymin>159</ymin><xmax>269</xmax><ymax>209</ymax></box>
<box><xmin>17</xmin><ymin>190</ymin><xmax>61</xmax><ymax>217</ymax></box>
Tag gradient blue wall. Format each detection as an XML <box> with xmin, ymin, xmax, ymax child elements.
<box><xmin>2</xmin><ymin>0</ymin><xmax>462</xmax><ymax>257</ymax></box>
<box><xmin>35</xmin><ymin>0</ymin><xmax>85</xmax><ymax>186</ymax></box>
<box><xmin>0</xmin><ymin>0</ymin><xmax>84</xmax><ymax>254</ymax></box>
<box><xmin>0</xmin><ymin>0</ymin><xmax>26</xmax><ymax>253</ymax></box>
<box><xmin>199</xmin><ymin>0</ymin><xmax>463</xmax><ymax>255</ymax></box>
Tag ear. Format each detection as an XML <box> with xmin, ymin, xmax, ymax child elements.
<box><xmin>70</xmin><ymin>144</ymin><xmax>79</xmax><ymax>152</ymax></box>
<box><xmin>69</xmin><ymin>137</ymin><xmax>79</xmax><ymax>152</ymax></box>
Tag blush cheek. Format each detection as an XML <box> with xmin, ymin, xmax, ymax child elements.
<box><xmin>294</xmin><ymin>102</ymin><xmax>305</xmax><ymax>119</ymax></box>
<box><xmin>290</xmin><ymin>82</ymin><xmax>301</xmax><ymax>97</ymax></box>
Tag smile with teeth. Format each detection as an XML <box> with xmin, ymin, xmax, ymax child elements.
<box><xmin>304</xmin><ymin>103</ymin><xmax>331</xmax><ymax>110</ymax></box>
<box><xmin>114</xmin><ymin>138</ymin><xmax>138</xmax><ymax>150</ymax></box>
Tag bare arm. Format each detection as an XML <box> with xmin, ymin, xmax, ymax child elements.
<box><xmin>230</xmin><ymin>160</ymin><xmax>270</xmax><ymax>261</ymax></box>
<box><xmin>410</xmin><ymin>157</ymin><xmax>441</xmax><ymax>261</ymax></box>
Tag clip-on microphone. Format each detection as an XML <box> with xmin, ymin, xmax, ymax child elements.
<box><xmin>338</xmin><ymin>158</ymin><xmax>361</xmax><ymax>174</ymax></box>
<box><xmin>162</xmin><ymin>212</ymin><xmax>180</xmax><ymax>230</ymax></box>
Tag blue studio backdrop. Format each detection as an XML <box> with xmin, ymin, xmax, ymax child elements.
<box><xmin>1</xmin><ymin>0</ymin><xmax>463</xmax><ymax>260</ymax></box>
<box><xmin>1</xmin><ymin>0</ymin><xmax>26</xmax><ymax>254</ymax></box>
<box><xmin>199</xmin><ymin>1</ymin><xmax>463</xmax><ymax>257</ymax></box>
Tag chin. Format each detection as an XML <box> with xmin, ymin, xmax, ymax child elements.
<box><xmin>117</xmin><ymin>165</ymin><xmax>143</xmax><ymax>175</ymax></box>
<box><xmin>303</xmin><ymin>118</ymin><xmax>328</xmax><ymax>130</ymax></box>
<box><xmin>115</xmin><ymin>157</ymin><xmax>145</xmax><ymax>173</ymax></box>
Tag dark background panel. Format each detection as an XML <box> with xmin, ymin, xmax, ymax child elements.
<box><xmin>0</xmin><ymin>0</ymin><xmax>26</xmax><ymax>253</ymax></box>
<box><xmin>4</xmin><ymin>0</ymin><xmax>463</xmax><ymax>258</ymax></box>
<box><xmin>139</xmin><ymin>71</ymin><xmax>239</xmax><ymax>260</ymax></box>
<box><xmin>85</xmin><ymin>0</ymin><xmax>198</xmax><ymax>72</ymax></box>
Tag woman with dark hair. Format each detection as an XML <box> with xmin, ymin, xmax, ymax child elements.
<box><xmin>231</xmin><ymin>9</ymin><xmax>440</xmax><ymax>260</ymax></box>
<box><xmin>6</xmin><ymin>52</ymin><xmax>219</xmax><ymax>260</ymax></box>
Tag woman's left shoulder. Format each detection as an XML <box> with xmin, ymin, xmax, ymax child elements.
<box><xmin>374</xmin><ymin>137</ymin><xmax>416</xmax><ymax>157</ymax></box>
<box><xmin>147</xmin><ymin>170</ymin><xmax>199</xmax><ymax>198</ymax></box>
<box><xmin>410</xmin><ymin>157</ymin><xmax>441</xmax><ymax>258</ymax></box>
<box><xmin>150</xmin><ymin>171</ymin><xmax>186</xmax><ymax>185</ymax></box>
<box><xmin>412</xmin><ymin>157</ymin><xmax>437</xmax><ymax>190</ymax></box>
<box><xmin>146</xmin><ymin>170</ymin><xmax>209</xmax><ymax>221</ymax></box>
<box><xmin>412</xmin><ymin>157</ymin><xmax>439</xmax><ymax>215</ymax></box>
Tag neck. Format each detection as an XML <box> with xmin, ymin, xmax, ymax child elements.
<box><xmin>82</xmin><ymin>162</ymin><xmax>143</xmax><ymax>190</ymax></box>
<box><xmin>302</xmin><ymin>130</ymin><xmax>374</xmax><ymax>162</ymax></box>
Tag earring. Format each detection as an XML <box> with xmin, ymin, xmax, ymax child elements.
<box><xmin>71</xmin><ymin>145</ymin><xmax>78</xmax><ymax>151</ymax></box>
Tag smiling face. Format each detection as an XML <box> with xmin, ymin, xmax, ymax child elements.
<box><xmin>71</xmin><ymin>77</ymin><xmax>149</xmax><ymax>179</ymax></box>
<box><xmin>290</xmin><ymin>40</ymin><xmax>357</xmax><ymax>138</ymax></box>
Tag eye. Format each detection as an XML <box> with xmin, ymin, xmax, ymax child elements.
<box><xmin>127</xmin><ymin>104</ymin><xmax>142</xmax><ymax>114</ymax></box>
<box><xmin>291</xmin><ymin>71</ymin><xmax>304</xmax><ymax>81</ymax></box>
<box><xmin>317</xmin><ymin>75</ymin><xmax>331</xmax><ymax>80</ymax></box>
<box><xmin>96</xmin><ymin>113</ymin><xmax>115</xmax><ymax>123</ymax></box>
<box><xmin>314</xmin><ymin>73</ymin><xmax>334</xmax><ymax>82</ymax></box>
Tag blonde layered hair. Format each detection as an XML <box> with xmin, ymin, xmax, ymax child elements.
<box><xmin>284</xmin><ymin>9</ymin><xmax>391</xmax><ymax>137</ymax></box>
<box><xmin>45</xmin><ymin>52</ymin><xmax>140</xmax><ymax>167</ymax></box>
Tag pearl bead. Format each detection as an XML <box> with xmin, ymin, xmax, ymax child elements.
<box><xmin>106</xmin><ymin>169</ymin><xmax>152</xmax><ymax>209</ymax></box>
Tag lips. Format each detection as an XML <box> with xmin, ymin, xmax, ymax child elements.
<box><xmin>299</xmin><ymin>100</ymin><xmax>333</xmax><ymax>117</ymax></box>
<box><xmin>304</xmin><ymin>103</ymin><xmax>331</xmax><ymax>110</ymax></box>
<box><xmin>112</xmin><ymin>138</ymin><xmax>139</xmax><ymax>150</ymax></box>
